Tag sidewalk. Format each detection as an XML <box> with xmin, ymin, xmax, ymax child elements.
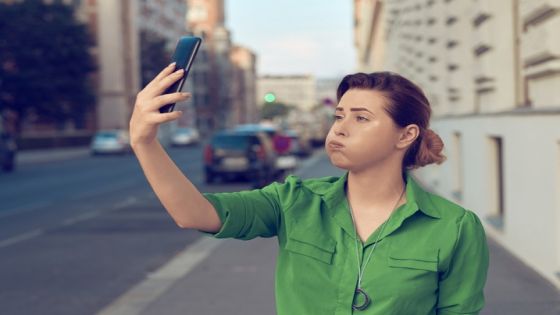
<box><xmin>97</xmin><ymin>151</ymin><xmax>560</xmax><ymax>315</ymax></box>
<box><xmin>16</xmin><ymin>146</ymin><xmax>90</xmax><ymax>166</ymax></box>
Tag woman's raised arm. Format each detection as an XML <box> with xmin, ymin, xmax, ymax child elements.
<box><xmin>128</xmin><ymin>63</ymin><xmax>221</xmax><ymax>232</ymax></box>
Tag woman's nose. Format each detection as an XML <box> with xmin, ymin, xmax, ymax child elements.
<box><xmin>333</xmin><ymin>121</ymin><xmax>347</xmax><ymax>137</ymax></box>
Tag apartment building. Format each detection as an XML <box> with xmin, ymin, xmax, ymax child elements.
<box><xmin>354</xmin><ymin>0</ymin><xmax>560</xmax><ymax>288</ymax></box>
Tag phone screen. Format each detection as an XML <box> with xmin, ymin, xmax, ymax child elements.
<box><xmin>159</xmin><ymin>36</ymin><xmax>202</xmax><ymax>113</ymax></box>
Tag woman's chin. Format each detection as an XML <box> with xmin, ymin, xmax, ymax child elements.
<box><xmin>328</xmin><ymin>153</ymin><xmax>351</xmax><ymax>170</ymax></box>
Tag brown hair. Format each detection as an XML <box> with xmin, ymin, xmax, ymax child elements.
<box><xmin>336</xmin><ymin>72</ymin><xmax>446</xmax><ymax>170</ymax></box>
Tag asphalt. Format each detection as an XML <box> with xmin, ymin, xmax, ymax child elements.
<box><xmin>14</xmin><ymin>147</ymin><xmax>560</xmax><ymax>315</ymax></box>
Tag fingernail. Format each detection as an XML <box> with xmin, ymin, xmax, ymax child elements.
<box><xmin>181</xmin><ymin>92</ymin><xmax>190</xmax><ymax>97</ymax></box>
<box><xmin>169</xmin><ymin>62</ymin><xmax>176</xmax><ymax>67</ymax></box>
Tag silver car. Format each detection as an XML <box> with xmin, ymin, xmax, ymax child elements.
<box><xmin>90</xmin><ymin>130</ymin><xmax>131</xmax><ymax>155</ymax></box>
<box><xmin>171</xmin><ymin>127</ymin><xmax>200</xmax><ymax>146</ymax></box>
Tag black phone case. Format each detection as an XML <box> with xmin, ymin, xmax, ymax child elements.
<box><xmin>159</xmin><ymin>36</ymin><xmax>202</xmax><ymax>113</ymax></box>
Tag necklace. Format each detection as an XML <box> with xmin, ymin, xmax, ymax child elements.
<box><xmin>347</xmin><ymin>186</ymin><xmax>406</xmax><ymax>311</ymax></box>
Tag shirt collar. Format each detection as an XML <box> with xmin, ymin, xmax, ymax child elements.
<box><xmin>304</xmin><ymin>171</ymin><xmax>441</xmax><ymax>220</ymax></box>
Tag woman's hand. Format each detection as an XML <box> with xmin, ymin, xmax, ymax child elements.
<box><xmin>129</xmin><ymin>62</ymin><xmax>191</xmax><ymax>148</ymax></box>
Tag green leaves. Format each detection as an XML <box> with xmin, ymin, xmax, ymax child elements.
<box><xmin>0</xmin><ymin>0</ymin><xmax>97</xmax><ymax>131</ymax></box>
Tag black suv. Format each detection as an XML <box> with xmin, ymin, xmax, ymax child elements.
<box><xmin>0</xmin><ymin>132</ymin><xmax>16</xmax><ymax>172</ymax></box>
<box><xmin>203</xmin><ymin>130</ymin><xmax>277</xmax><ymax>187</ymax></box>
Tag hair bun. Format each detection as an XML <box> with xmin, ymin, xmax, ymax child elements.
<box><xmin>414</xmin><ymin>129</ymin><xmax>446</xmax><ymax>168</ymax></box>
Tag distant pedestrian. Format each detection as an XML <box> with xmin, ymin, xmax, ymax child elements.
<box><xmin>130</xmin><ymin>65</ymin><xmax>489</xmax><ymax>314</ymax></box>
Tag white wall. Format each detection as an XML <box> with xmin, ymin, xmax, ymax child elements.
<box><xmin>415</xmin><ymin>114</ymin><xmax>560</xmax><ymax>288</ymax></box>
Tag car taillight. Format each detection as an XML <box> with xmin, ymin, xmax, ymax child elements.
<box><xmin>204</xmin><ymin>145</ymin><xmax>213</xmax><ymax>164</ymax></box>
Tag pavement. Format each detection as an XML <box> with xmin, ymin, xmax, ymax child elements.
<box><xmin>16</xmin><ymin>146</ymin><xmax>90</xmax><ymax>166</ymax></box>
<box><xmin>14</xmin><ymin>147</ymin><xmax>560</xmax><ymax>314</ymax></box>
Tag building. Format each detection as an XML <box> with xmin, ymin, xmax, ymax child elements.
<box><xmin>257</xmin><ymin>75</ymin><xmax>317</xmax><ymax>111</ymax></box>
<box><xmin>354</xmin><ymin>0</ymin><xmax>560</xmax><ymax>288</ymax></box>
<box><xmin>71</xmin><ymin>0</ymin><xmax>141</xmax><ymax>132</ymax></box>
<box><xmin>186</xmin><ymin>0</ymin><xmax>234</xmax><ymax>134</ymax></box>
<box><xmin>230</xmin><ymin>45</ymin><xmax>258</xmax><ymax>125</ymax></box>
<box><xmin>138</xmin><ymin>0</ymin><xmax>189</xmax><ymax>144</ymax></box>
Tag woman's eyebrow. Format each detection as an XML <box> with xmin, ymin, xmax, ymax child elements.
<box><xmin>335</xmin><ymin>107</ymin><xmax>374</xmax><ymax>114</ymax></box>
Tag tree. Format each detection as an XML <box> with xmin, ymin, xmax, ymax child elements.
<box><xmin>0</xmin><ymin>0</ymin><xmax>97</xmax><ymax>133</ymax></box>
<box><xmin>140</xmin><ymin>30</ymin><xmax>172</xmax><ymax>88</ymax></box>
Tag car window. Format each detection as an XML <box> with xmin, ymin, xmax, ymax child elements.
<box><xmin>211</xmin><ymin>135</ymin><xmax>254</xmax><ymax>149</ymax></box>
<box><xmin>96</xmin><ymin>132</ymin><xmax>118</xmax><ymax>138</ymax></box>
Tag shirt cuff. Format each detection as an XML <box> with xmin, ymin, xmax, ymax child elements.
<box><xmin>198</xmin><ymin>193</ymin><xmax>246</xmax><ymax>239</ymax></box>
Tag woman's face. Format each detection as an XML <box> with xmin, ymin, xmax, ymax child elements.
<box><xmin>325</xmin><ymin>89</ymin><xmax>406</xmax><ymax>172</ymax></box>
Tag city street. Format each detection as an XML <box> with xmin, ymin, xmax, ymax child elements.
<box><xmin>0</xmin><ymin>145</ymin><xmax>258</xmax><ymax>315</ymax></box>
<box><xmin>1</xmin><ymin>147</ymin><xmax>558</xmax><ymax>314</ymax></box>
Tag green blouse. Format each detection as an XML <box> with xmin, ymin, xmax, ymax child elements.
<box><xmin>200</xmin><ymin>172</ymin><xmax>489</xmax><ymax>315</ymax></box>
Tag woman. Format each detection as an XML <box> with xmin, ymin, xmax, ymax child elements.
<box><xmin>129</xmin><ymin>64</ymin><xmax>489</xmax><ymax>314</ymax></box>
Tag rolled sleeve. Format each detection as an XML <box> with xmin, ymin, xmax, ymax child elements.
<box><xmin>437</xmin><ymin>210</ymin><xmax>490</xmax><ymax>314</ymax></box>
<box><xmin>198</xmin><ymin>175</ymin><xmax>301</xmax><ymax>240</ymax></box>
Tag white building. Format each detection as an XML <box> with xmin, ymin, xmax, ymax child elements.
<box><xmin>257</xmin><ymin>75</ymin><xmax>317</xmax><ymax>111</ymax></box>
<box><xmin>355</xmin><ymin>0</ymin><xmax>560</xmax><ymax>288</ymax></box>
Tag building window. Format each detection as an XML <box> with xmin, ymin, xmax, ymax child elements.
<box><xmin>487</xmin><ymin>136</ymin><xmax>505</xmax><ymax>230</ymax></box>
<box><xmin>451</xmin><ymin>132</ymin><xmax>463</xmax><ymax>202</ymax></box>
<box><xmin>557</xmin><ymin>141</ymin><xmax>560</xmax><ymax>279</ymax></box>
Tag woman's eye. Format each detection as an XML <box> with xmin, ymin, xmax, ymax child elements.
<box><xmin>333</xmin><ymin>114</ymin><xmax>343</xmax><ymax>120</ymax></box>
<box><xmin>356</xmin><ymin>116</ymin><xmax>369</xmax><ymax>122</ymax></box>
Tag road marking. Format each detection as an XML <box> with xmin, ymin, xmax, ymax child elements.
<box><xmin>0</xmin><ymin>229</ymin><xmax>44</xmax><ymax>248</ymax></box>
<box><xmin>0</xmin><ymin>196</ymin><xmax>139</xmax><ymax>248</ymax></box>
<box><xmin>95</xmin><ymin>236</ymin><xmax>224</xmax><ymax>315</ymax></box>
<box><xmin>0</xmin><ymin>201</ymin><xmax>52</xmax><ymax>220</ymax></box>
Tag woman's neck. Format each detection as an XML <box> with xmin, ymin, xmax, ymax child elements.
<box><xmin>346</xmin><ymin>165</ymin><xmax>407</xmax><ymax>210</ymax></box>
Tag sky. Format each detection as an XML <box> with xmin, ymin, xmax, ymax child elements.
<box><xmin>225</xmin><ymin>0</ymin><xmax>356</xmax><ymax>79</ymax></box>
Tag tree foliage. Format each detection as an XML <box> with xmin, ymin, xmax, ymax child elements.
<box><xmin>0</xmin><ymin>0</ymin><xmax>97</xmax><ymax>132</ymax></box>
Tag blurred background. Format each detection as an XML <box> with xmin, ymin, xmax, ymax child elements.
<box><xmin>0</xmin><ymin>0</ymin><xmax>559</xmax><ymax>314</ymax></box>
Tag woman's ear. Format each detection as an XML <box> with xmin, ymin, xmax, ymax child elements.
<box><xmin>396</xmin><ymin>124</ymin><xmax>419</xmax><ymax>150</ymax></box>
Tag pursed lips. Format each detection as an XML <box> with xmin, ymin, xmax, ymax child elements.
<box><xmin>327</xmin><ymin>140</ymin><xmax>344</xmax><ymax>149</ymax></box>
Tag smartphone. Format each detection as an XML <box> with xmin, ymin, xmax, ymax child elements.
<box><xmin>159</xmin><ymin>36</ymin><xmax>202</xmax><ymax>113</ymax></box>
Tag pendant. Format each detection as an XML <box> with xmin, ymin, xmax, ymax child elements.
<box><xmin>352</xmin><ymin>288</ymin><xmax>371</xmax><ymax>311</ymax></box>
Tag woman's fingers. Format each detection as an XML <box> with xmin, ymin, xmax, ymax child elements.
<box><xmin>147</xmin><ymin>111</ymin><xmax>183</xmax><ymax>124</ymax></box>
<box><xmin>146</xmin><ymin>68</ymin><xmax>184</xmax><ymax>96</ymax></box>
<box><xmin>148</xmin><ymin>92</ymin><xmax>191</xmax><ymax>112</ymax></box>
<box><xmin>143</xmin><ymin>63</ymin><xmax>181</xmax><ymax>96</ymax></box>
<box><xmin>151</xmin><ymin>62</ymin><xmax>177</xmax><ymax>86</ymax></box>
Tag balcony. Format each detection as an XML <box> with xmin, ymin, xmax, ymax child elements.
<box><xmin>520</xmin><ymin>0</ymin><xmax>560</xmax><ymax>26</ymax></box>
<box><xmin>522</xmin><ymin>16</ymin><xmax>560</xmax><ymax>67</ymax></box>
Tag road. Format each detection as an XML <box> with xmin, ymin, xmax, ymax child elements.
<box><xmin>1</xmin><ymin>146</ymin><xmax>558</xmax><ymax>315</ymax></box>
<box><xmin>0</xmin><ymin>145</ymin><xmax>258</xmax><ymax>315</ymax></box>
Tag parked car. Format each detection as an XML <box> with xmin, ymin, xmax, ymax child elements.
<box><xmin>0</xmin><ymin>132</ymin><xmax>16</xmax><ymax>172</ymax></box>
<box><xmin>171</xmin><ymin>127</ymin><xmax>200</xmax><ymax>147</ymax></box>
<box><xmin>233</xmin><ymin>124</ymin><xmax>276</xmax><ymax>138</ymax></box>
<box><xmin>203</xmin><ymin>130</ymin><xmax>277</xmax><ymax>187</ymax></box>
<box><xmin>90</xmin><ymin>130</ymin><xmax>131</xmax><ymax>155</ymax></box>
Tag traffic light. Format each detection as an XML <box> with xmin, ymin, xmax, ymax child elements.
<box><xmin>264</xmin><ymin>92</ymin><xmax>276</xmax><ymax>103</ymax></box>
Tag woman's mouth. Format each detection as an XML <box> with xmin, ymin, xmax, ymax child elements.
<box><xmin>328</xmin><ymin>141</ymin><xmax>344</xmax><ymax>149</ymax></box>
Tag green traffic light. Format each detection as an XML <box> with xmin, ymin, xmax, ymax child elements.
<box><xmin>264</xmin><ymin>93</ymin><xmax>276</xmax><ymax>103</ymax></box>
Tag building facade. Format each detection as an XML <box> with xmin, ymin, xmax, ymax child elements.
<box><xmin>138</xmin><ymin>0</ymin><xmax>189</xmax><ymax>144</ymax></box>
<box><xmin>71</xmin><ymin>0</ymin><xmax>141</xmax><ymax>132</ymax></box>
<box><xmin>230</xmin><ymin>45</ymin><xmax>258</xmax><ymax>125</ymax></box>
<box><xmin>256</xmin><ymin>75</ymin><xmax>317</xmax><ymax>112</ymax></box>
<box><xmin>355</xmin><ymin>0</ymin><xmax>560</xmax><ymax>288</ymax></box>
<box><xmin>186</xmin><ymin>0</ymin><xmax>234</xmax><ymax>134</ymax></box>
